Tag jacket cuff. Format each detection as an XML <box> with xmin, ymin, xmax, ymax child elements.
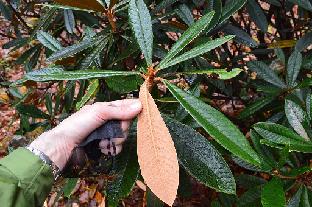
<box><xmin>0</xmin><ymin>148</ymin><xmax>54</xmax><ymax>204</ymax></box>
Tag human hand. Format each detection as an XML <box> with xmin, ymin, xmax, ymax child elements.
<box><xmin>29</xmin><ymin>99</ymin><xmax>142</xmax><ymax>170</ymax></box>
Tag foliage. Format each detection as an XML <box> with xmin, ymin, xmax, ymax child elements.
<box><xmin>1</xmin><ymin>0</ymin><xmax>312</xmax><ymax>206</ymax></box>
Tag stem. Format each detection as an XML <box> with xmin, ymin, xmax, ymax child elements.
<box><xmin>5</xmin><ymin>0</ymin><xmax>31</xmax><ymax>31</ymax></box>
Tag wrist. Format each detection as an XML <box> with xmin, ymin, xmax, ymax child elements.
<box><xmin>30</xmin><ymin>130</ymin><xmax>76</xmax><ymax>170</ymax></box>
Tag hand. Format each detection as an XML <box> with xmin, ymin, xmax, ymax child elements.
<box><xmin>29</xmin><ymin>99</ymin><xmax>142</xmax><ymax>170</ymax></box>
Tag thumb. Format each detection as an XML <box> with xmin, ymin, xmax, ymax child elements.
<box><xmin>92</xmin><ymin>99</ymin><xmax>142</xmax><ymax>121</ymax></box>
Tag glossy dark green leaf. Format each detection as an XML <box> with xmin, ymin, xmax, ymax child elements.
<box><xmin>47</xmin><ymin>38</ymin><xmax>98</xmax><ymax>62</ymax></box>
<box><xmin>128</xmin><ymin>0</ymin><xmax>153</xmax><ymax>65</ymax></box>
<box><xmin>246</xmin><ymin>0</ymin><xmax>268</xmax><ymax>32</ymax></box>
<box><xmin>238</xmin><ymin>96</ymin><xmax>275</xmax><ymax>119</ymax></box>
<box><xmin>158</xmin><ymin>11</ymin><xmax>215</xmax><ymax>69</ymax></box>
<box><xmin>223</xmin><ymin>24</ymin><xmax>259</xmax><ymax>48</ymax></box>
<box><xmin>220</xmin><ymin>0</ymin><xmax>247</xmax><ymax>23</ymax></box>
<box><xmin>287</xmin><ymin>0</ymin><xmax>312</xmax><ymax>11</ymax></box>
<box><xmin>21</xmin><ymin>67</ymin><xmax>140</xmax><ymax>82</ymax></box>
<box><xmin>160</xmin><ymin>35</ymin><xmax>234</xmax><ymax>69</ymax></box>
<box><xmin>15</xmin><ymin>46</ymin><xmax>38</xmax><ymax>65</ymax></box>
<box><xmin>205</xmin><ymin>0</ymin><xmax>222</xmax><ymax>32</ymax></box>
<box><xmin>16</xmin><ymin>104</ymin><xmax>50</xmax><ymax>119</ymax></box>
<box><xmin>107</xmin><ymin>139</ymin><xmax>139</xmax><ymax>207</ymax></box>
<box><xmin>80</xmin><ymin>35</ymin><xmax>109</xmax><ymax>68</ymax></box>
<box><xmin>45</xmin><ymin>94</ymin><xmax>53</xmax><ymax>115</ymax></box>
<box><xmin>63</xmin><ymin>178</ymin><xmax>78</xmax><ymax>198</ymax></box>
<box><xmin>40</xmin><ymin>3</ymin><xmax>95</xmax><ymax>12</ymax></box>
<box><xmin>176</xmin><ymin>4</ymin><xmax>194</xmax><ymax>26</ymax></box>
<box><xmin>164</xmin><ymin>116</ymin><xmax>236</xmax><ymax>194</ymax></box>
<box><xmin>64</xmin><ymin>80</ymin><xmax>75</xmax><ymax>112</ymax></box>
<box><xmin>295</xmin><ymin>32</ymin><xmax>312</xmax><ymax>52</ymax></box>
<box><xmin>106</xmin><ymin>75</ymin><xmax>142</xmax><ymax>93</ymax></box>
<box><xmin>236</xmin><ymin>174</ymin><xmax>266</xmax><ymax>189</ymax></box>
<box><xmin>0</xmin><ymin>1</ymin><xmax>12</xmax><ymax>21</ymax></box>
<box><xmin>287</xmin><ymin>186</ymin><xmax>303</xmax><ymax>207</ymax></box>
<box><xmin>300</xmin><ymin>186</ymin><xmax>311</xmax><ymax>207</ymax></box>
<box><xmin>261</xmin><ymin>177</ymin><xmax>285</xmax><ymax>207</ymax></box>
<box><xmin>238</xmin><ymin>186</ymin><xmax>262</xmax><ymax>207</ymax></box>
<box><xmin>76</xmin><ymin>79</ymin><xmax>99</xmax><ymax>110</ymax></box>
<box><xmin>253</xmin><ymin>122</ymin><xmax>312</xmax><ymax>152</ymax></box>
<box><xmin>64</xmin><ymin>9</ymin><xmax>75</xmax><ymax>34</ymax></box>
<box><xmin>181</xmin><ymin>68</ymin><xmax>242</xmax><ymax>80</ymax></box>
<box><xmin>30</xmin><ymin>7</ymin><xmax>57</xmax><ymax>39</ymax></box>
<box><xmin>247</xmin><ymin>61</ymin><xmax>286</xmax><ymax>88</ymax></box>
<box><xmin>154</xmin><ymin>0</ymin><xmax>178</xmax><ymax>13</ymax></box>
<box><xmin>37</xmin><ymin>30</ymin><xmax>63</xmax><ymax>52</ymax></box>
<box><xmin>285</xmin><ymin>99</ymin><xmax>310</xmax><ymax>141</ymax></box>
<box><xmin>287</xmin><ymin>50</ymin><xmax>302</xmax><ymax>87</ymax></box>
<box><xmin>146</xmin><ymin>188</ymin><xmax>164</xmax><ymax>207</ymax></box>
<box><xmin>164</xmin><ymin>80</ymin><xmax>261</xmax><ymax>166</ymax></box>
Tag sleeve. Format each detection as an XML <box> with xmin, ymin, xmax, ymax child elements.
<box><xmin>0</xmin><ymin>148</ymin><xmax>54</xmax><ymax>207</ymax></box>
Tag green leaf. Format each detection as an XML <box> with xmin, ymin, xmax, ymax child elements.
<box><xmin>295</xmin><ymin>32</ymin><xmax>312</xmax><ymax>52</ymax></box>
<box><xmin>164</xmin><ymin>116</ymin><xmax>236</xmax><ymax>194</ymax></box>
<box><xmin>160</xmin><ymin>35</ymin><xmax>234</xmax><ymax>69</ymax></box>
<box><xmin>220</xmin><ymin>0</ymin><xmax>247</xmax><ymax>23</ymax></box>
<box><xmin>236</xmin><ymin>174</ymin><xmax>266</xmax><ymax>189</ymax></box>
<box><xmin>15</xmin><ymin>46</ymin><xmax>38</xmax><ymax>65</ymax></box>
<box><xmin>146</xmin><ymin>188</ymin><xmax>164</xmax><ymax>207</ymax></box>
<box><xmin>76</xmin><ymin>79</ymin><xmax>99</xmax><ymax>110</ymax></box>
<box><xmin>158</xmin><ymin>11</ymin><xmax>215</xmax><ymax>69</ymax></box>
<box><xmin>287</xmin><ymin>0</ymin><xmax>312</xmax><ymax>11</ymax></box>
<box><xmin>206</xmin><ymin>0</ymin><xmax>222</xmax><ymax>32</ymax></box>
<box><xmin>30</xmin><ymin>7</ymin><xmax>58</xmax><ymax>39</ymax></box>
<box><xmin>253</xmin><ymin>122</ymin><xmax>312</xmax><ymax>153</ymax></box>
<box><xmin>47</xmin><ymin>38</ymin><xmax>99</xmax><ymax>62</ymax></box>
<box><xmin>300</xmin><ymin>186</ymin><xmax>311</xmax><ymax>207</ymax></box>
<box><xmin>181</xmin><ymin>68</ymin><xmax>242</xmax><ymax>80</ymax></box>
<box><xmin>128</xmin><ymin>0</ymin><xmax>153</xmax><ymax>65</ymax></box>
<box><xmin>107</xmin><ymin>139</ymin><xmax>139</xmax><ymax>207</ymax></box>
<box><xmin>154</xmin><ymin>0</ymin><xmax>178</xmax><ymax>13</ymax></box>
<box><xmin>287</xmin><ymin>50</ymin><xmax>302</xmax><ymax>87</ymax></box>
<box><xmin>238</xmin><ymin>186</ymin><xmax>262</xmax><ymax>207</ymax></box>
<box><xmin>21</xmin><ymin>67</ymin><xmax>140</xmax><ymax>82</ymax></box>
<box><xmin>247</xmin><ymin>61</ymin><xmax>286</xmax><ymax>89</ymax></box>
<box><xmin>80</xmin><ymin>35</ymin><xmax>109</xmax><ymax>68</ymax></box>
<box><xmin>37</xmin><ymin>30</ymin><xmax>63</xmax><ymax>52</ymax></box>
<box><xmin>238</xmin><ymin>96</ymin><xmax>275</xmax><ymax>119</ymax></box>
<box><xmin>64</xmin><ymin>9</ymin><xmax>75</xmax><ymax>34</ymax></box>
<box><xmin>285</xmin><ymin>99</ymin><xmax>310</xmax><ymax>141</ymax></box>
<box><xmin>223</xmin><ymin>24</ymin><xmax>259</xmax><ymax>48</ymax></box>
<box><xmin>106</xmin><ymin>75</ymin><xmax>142</xmax><ymax>93</ymax></box>
<box><xmin>63</xmin><ymin>178</ymin><xmax>78</xmax><ymax>198</ymax></box>
<box><xmin>0</xmin><ymin>1</ymin><xmax>12</xmax><ymax>21</ymax></box>
<box><xmin>287</xmin><ymin>186</ymin><xmax>303</xmax><ymax>207</ymax></box>
<box><xmin>176</xmin><ymin>4</ymin><xmax>194</xmax><ymax>26</ymax></box>
<box><xmin>246</xmin><ymin>0</ymin><xmax>268</xmax><ymax>32</ymax></box>
<box><xmin>39</xmin><ymin>3</ymin><xmax>95</xmax><ymax>12</ymax></box>
<box><xmin>16</xmin><ymin>104</ymin><xmax>50</xmax><ymax>119</ymax></box>
<box><xmin>261</xmin><ymin>177</ymin><xmax>285</xmax><ymax>207</ymax></box>
<box><xmin>45</xmin><ymin>94</ymin><xmax>53</xmax><ymax>115</ymax></box>
<box><xmin>163</xmin><ymin>80</ymin><xmax>261</xmax><ymax>166</ymax></box>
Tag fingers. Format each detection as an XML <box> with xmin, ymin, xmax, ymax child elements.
<box><xmin>93</xmin><ymin>99</ymin><xmax>142</xmax><ymax>121</ymax></box>
<box><xmin>54</xmin><ymin>99</ymin><xmax>141</xmax><ymax>145</ymax></box>
<box><xmin>101</xmin><ymin>144</ymin><xmax>122</xmax><ymax>156</ymax></box>
<box><xmin>99</xmin><ymin>119</ymin><xmax>131</xmax><ymax>156</ymax></box>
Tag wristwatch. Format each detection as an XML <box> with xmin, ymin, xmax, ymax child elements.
<box><xmin>26</xmin><ymin>145</ymin><xmax>62</xmax><ymax>180</ymax></box>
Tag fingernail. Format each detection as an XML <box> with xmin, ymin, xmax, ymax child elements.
<box><xmin>130</xmin><ymin>99</ymin><xmax>142</xmax><ymax>111</ymax></box>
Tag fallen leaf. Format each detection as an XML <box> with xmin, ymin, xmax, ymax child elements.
<box><xmin>137</xmin><ymin>80</ymin><xmax>179</xmax><ymax>206</ymax></box>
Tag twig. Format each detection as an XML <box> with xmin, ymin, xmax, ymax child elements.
<box><xmin>4</xmin><ymin>0</ymin><xmax>31</xmax><ymax>31</ymax></box>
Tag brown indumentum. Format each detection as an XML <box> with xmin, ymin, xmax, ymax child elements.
<box><xmin>137</xmin><ymin>80</ymin><xmax>179</xmax><ymax>206</ymax></box>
